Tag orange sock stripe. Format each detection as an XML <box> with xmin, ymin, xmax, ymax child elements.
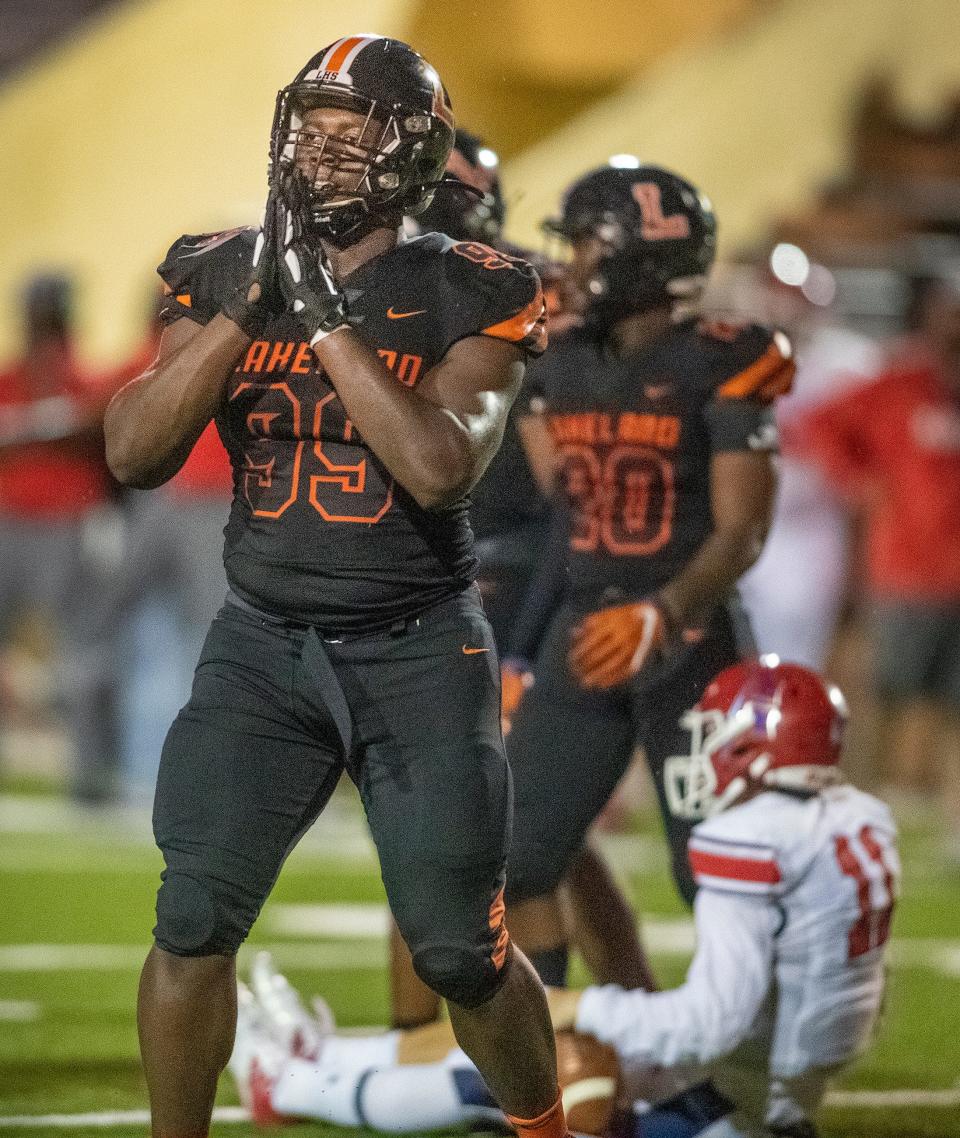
<box><xmin>506</xmin><ymin>1092</ymin><xmax>567</xmax><ymax>1137</ymax></box>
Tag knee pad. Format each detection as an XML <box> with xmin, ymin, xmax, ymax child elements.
<box><xmin>153</xmin><ymin>871</ymin><xmax>239</xmax><ymax>956</ymax></box>
<box><xmin>412</xmin><ymin>940</ymin><xmax>512</xmax><ymax>1009</ymax></box>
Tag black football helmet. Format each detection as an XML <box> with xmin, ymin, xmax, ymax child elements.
<box><xmin>545</xmin><ymin>163</ymin><xmax>717</xmax><ymax>332</ymax></box>
<box><xmin>270</xmin><ymin>35</ymin><xmax>456</xmax><ymax>241</ymax></box>
<box><xmin>414</xmin><ymin>128</ymin><xmax>506</xmax><ymax>242</ymax></box>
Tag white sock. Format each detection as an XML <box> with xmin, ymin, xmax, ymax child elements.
<box><xmin>321</xmin><ymin>1030</ymin><xmax>401</xmax><ymax>1070</ymax></box>
<box><xmin>272</xmin><ymin>1058</ymin><xmax>365</xmax><ymax>1125</ymax></box>
<box><xmin>271</xmin><ymin>1058</ymin><xmax>501</xmax><ymax>1132</ymax></box>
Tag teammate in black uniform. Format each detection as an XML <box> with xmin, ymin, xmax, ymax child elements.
<box><xmin>384</xmin><ymin>129</ymin><xmax>556</xmax><ymax>1030</ymax></box>
<box><xmin>104</xmin><ymin>36</ymin><xmax>572</xmax><ymax>1138</ymax></box>
<box><xmin>503</xmin><ymin>163</ymin><xmax>794</xmax><ymax>981</ymax></box>
<box><xmin>385</xmin><ymin>132</ymin><xmax>654</xmax><ymax>1030</ymax></box>
<box><xmin>410</xmin><ymin>130</ymin><xmax>555</xmax><ymax>645</ymax></box>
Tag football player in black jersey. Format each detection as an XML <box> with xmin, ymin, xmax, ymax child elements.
<box><xmin>410</xmin><ymin>129</ymin><xmax>555</xmax><ymax>648</ymax></box>
<box><xmin>383</xmin><ymin>128</ymin><xmax>554</xmax><ymax>1032</ymax></box>
<box><xmin>387</xmin><ymin>133</ymin><xmax>652</xmax><ymax>1033</ymax></box>
<box><xmin>104</xmin><ymin>35</ymin><xmax>573</xmax><ymax>1138</ymax></box>
<box><xmin>502</xmin><ymin>162</ymin><xmax>794</xmax><ymax>985</ymax></box>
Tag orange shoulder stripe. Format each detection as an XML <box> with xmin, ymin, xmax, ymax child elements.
<box><xmin>759</xmin><ymin>362</ymin><xmax>796</xmax><ymax>400</ymax></box>
<box><xmin>482</xmin><ymin>289</ymin><xmax>547</xmax><ymax>351</ymax></box>
<box><xmin>716</xmin><ymin>342</ymin><xmax>792</xmax><ymax>399</ymax></box>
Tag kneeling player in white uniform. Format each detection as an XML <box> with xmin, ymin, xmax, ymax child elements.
<box><xmin>230</xmin><ymin>659</ymin><xmax>899</xmax><ymax>1138</ymax></box>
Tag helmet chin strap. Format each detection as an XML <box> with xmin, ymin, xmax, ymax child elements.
<box><xmin>310</xmin><ymin>193</ymin><xmax>402</xmax><ymax>244</ymax></box>
<box><xmin>583</xmin><ymin>236</ymin><xmax>711</xmax><ymax>337</ymax></box>
<box><xmin>764</xmin><ymin>765</ymin><xmax>846</xmax><ymax>792</ymax></box>
<box><xmin>313</xmin><ymin>206</ymin><xmax>378</xmax><ymax>244</ymax></box>
<box><xmin>705</xmin><ymin>778</ymin><xmax>745</xmax><ymax>817</ymax></box>
<box><xmin>583</xmin><ymin>263</ymin><xmax>676</xmax><ymax>337</ymax></box>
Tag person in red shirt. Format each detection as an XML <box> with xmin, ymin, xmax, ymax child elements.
<box><xmin>0</xmin><ymin>273</ymin><xmax>122</xmax><ymax>802</ymax></box>
<box><xmin>796</xmin><ymin>263</ymin><xmax>960</xmax><ymax>856</ymax></box>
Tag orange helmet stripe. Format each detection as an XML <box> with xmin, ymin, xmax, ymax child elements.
<box><xmin>321</xmin><ymin>35</ymin><xmax>375</xmax><ymax>75</ymax></box>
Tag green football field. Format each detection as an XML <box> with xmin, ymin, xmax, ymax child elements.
<box><xmin>2</xmin><ymin>783</ymin><xmax>960</xmax><ymax>1138</ymax></box>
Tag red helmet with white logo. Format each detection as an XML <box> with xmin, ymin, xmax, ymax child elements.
<box><xmin>664</xmin><ymin>656</ymin><xmax>848</xmax><ymax>819</ymax></box>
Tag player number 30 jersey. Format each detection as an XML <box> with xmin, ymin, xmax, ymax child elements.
<box><xmin>526</xmin><ymin>318</ymin><xmax>794</xmax><ymax>605</ymax></box>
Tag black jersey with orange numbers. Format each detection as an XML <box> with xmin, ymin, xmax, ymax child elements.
<box><xmin>157</xmin><ymin>229</ymin><xmax>546</xmax><ymax>630</ymax></box>
<box><xmin>529</xmin><ymin>316</ymin><xmax>794</xmax><ymax>607</ymax></box>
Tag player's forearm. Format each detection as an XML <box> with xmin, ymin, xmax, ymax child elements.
<box><xmin>574</xmin><ymin>981</ymin><xmax>748</xmax><ymax>1068</ymax></box>
<box><xmin>505</xmin><ymin>499</ymin><xmax>569</xmax><ymax>661</ymax></box>
<box><xmin>104</xmin><ymin>316</ymin><xmax>246</xmax><ymax>488</ymax></box>
<box><xmin>573</xmin><ymin>894</ymin><xmax>773</xmax><ymax>1067</ymax></box>
<box><xmin>657</xmin><ymin>522</ymin><xmax>768</xmax><ymax>628</ymax></box>
<box><xmin>314</xmin><ymin>331</ymin><xmax>486</xmax><ymax>510</ymax></box>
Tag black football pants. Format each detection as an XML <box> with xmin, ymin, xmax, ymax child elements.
<box><xmin>151</xmin><ymin>587</ymin><xmax>513</xmax><ymax>1007</ymax></box>
<box><xmin>504</xmin><ymin>602</ymin><xmax>746</xmax><ymax>906</ymax></box>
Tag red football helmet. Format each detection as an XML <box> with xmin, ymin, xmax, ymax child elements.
<box><xmin>664</xmin><ymin>656</ymin><xmax>848</xmax><ymax>819</ymax></box>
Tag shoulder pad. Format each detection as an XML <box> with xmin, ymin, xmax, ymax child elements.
<box><xmin>695</xmin><ymin>319</ymin><xmax>795</xmax><ymax>404</ymax></box>
<box><xmin>446</xmin><ymin>240</ymin><xmax>548</xmax><ymax>356</ymax></box>
<box><xmin>689</xmin><ymin>800</ymin><xmax>786</xmax><ymax>895</ymax></box>
<box><xmin>157</xmin><ymin>227</ymin><xmax>256</xmax><ymax>325</ymax></box>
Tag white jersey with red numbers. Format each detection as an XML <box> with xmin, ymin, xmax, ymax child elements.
<box><xmin>576</xmin><ymin>785</ymin><xmax>899</xmax><ymax>1133</ymax></box>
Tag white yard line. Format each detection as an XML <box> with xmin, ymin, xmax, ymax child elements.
<box><xmin>0</xmin><ymin>940</ymin><xmax>387</xmax><ymax>972</ymax></box>
<box><xmin>1</xmin><ymin>904</ymin><xmax>958</xmax><ymax>974</ymax></box>
<box><xmin>0</xmin><ymin>1107</ymin><xmax>247</xmax><ymax>1129</ymax></box>
<box><xmin>827</xmin><ymin>1089</ymin><xmax>960</xmax><ymax>1107</ymax></box>
<box><xmin>0</xmin><ymin>999</ymin><xmax>39</xmax><ymax>1021</ymax></box>
<box><xmin>2</xmin><ymin>1090</ymin><xmax>960</xmax><ymax>1127</ymax></box>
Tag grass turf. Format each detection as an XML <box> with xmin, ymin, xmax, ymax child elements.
<box><xmin>1</xmin><ymin>786</ymin><xmax>959</xmax><ymax>1137</ymax></box>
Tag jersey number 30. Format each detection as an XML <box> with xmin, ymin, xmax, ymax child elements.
<box><xmin>561</xmin><ymin>444</ymin><xmax>675</xmax><ymax>556</ymax></box>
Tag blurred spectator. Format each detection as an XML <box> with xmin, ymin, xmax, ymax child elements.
<box><xmin>796</xmin><ymin>262</ymin><xmax>960</xmax><ymax>859</ymax></box>
<box><xmin>737</xmin><ymin>268</ymin><xmax>884</xmax><ymax>667</ymax></box>
<box><xmin>106</xmin><ymin>297</ymin><xmax>232</xmax><ymax>800</ymax></box>
<box><xmin>0</xmin><ymin>272</ymin><xmax>123</xmax><ymax>802</ymax></box>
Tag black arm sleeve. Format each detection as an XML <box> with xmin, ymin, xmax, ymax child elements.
<box><xmin>504</xmin><ymin>496</ymin><xmax>570</xmax><ymax>663</ymax></box>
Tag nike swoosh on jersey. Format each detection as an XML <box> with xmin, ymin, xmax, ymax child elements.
<box><xmin>387</xmin><ymin>307</ymin><xmax>428</xmax><ymax>319</ymax></box>
<box><xmin>644</xmin><ymin>384</ymin><xmax>672</xmax><ymax>400</ymax></box>
<box><xmin>462</xmin><ymin>645</ymin><xmax>490</xmax><ymax>654</ymax></box>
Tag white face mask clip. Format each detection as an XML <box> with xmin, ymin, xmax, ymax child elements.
<box><xmin>663</xmin><ymin>704</ymin><xmax>761</xmax><ymax>820</ymax></box>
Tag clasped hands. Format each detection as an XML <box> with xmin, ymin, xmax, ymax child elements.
<box><xmin>222</xmin><ymin>170</ymin><xmax>350</xmax><ymax>345</ymax></box>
